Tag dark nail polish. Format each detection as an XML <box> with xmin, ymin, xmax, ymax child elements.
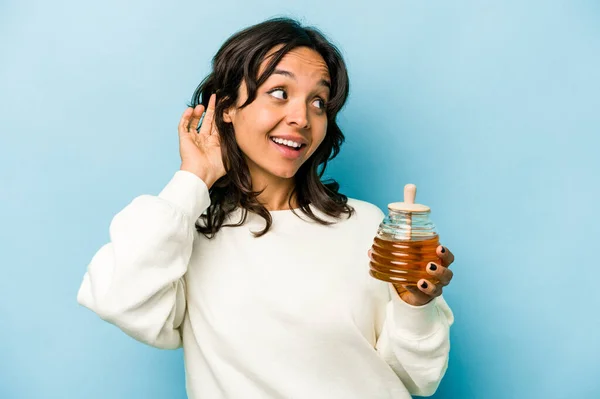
<box><xmin>421</xmin><ymin>282</ymin><xmax>428</xmax><ymax>289</ymax></box>
<box><xmin>429</xmin><ymin>264</ymin><xmax>437</xmax><ymax>271</ymax></box>
<box><xmin>441</xmin><ymin>247</ymin><xmax>446</xmax><ymax>253</ymax></box>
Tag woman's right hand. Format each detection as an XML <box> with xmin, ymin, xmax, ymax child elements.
<box><xmin>178</xmin><ymin>93</ymin><xmax>226</xmax><ymax>188</ymax></box>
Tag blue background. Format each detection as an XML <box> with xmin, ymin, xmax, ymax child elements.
<box><xmin>1</xmin><ymin>0</ymin><xmax>599</xmax><ymax>398</ymax></box>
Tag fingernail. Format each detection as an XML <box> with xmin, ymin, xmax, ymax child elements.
<box><xmin>429</xmin><ymin>263</ymin><xmax>437</xmax><ymax>271</ymax></box>
<box><xmin>421</xmin><ymin>282</ymin><xmax>428</xmax><ymax>289</ymax></box>
<box><xmin>441</xmin><ymin>247</ymin><xmax>446</xmax><ymax>253</ymax></box>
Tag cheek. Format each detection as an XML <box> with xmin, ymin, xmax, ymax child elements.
<box><xmin>233</xmin><ymin>106</ymin><xmax>281</xmax><ymax>143</ymax></box>
<box><xmin>308</xmin><ymin>122</ymin><xmax>328</xmax><ymax>154</ymax></box>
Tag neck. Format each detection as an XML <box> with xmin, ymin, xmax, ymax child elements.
<box><xmin>248</xmin><ymin>167</ymin><xmax>298</xmax><ymax>212</ymax></box>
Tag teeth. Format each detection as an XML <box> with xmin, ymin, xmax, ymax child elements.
<box><xmin>271</xmin><ymin>137</ymin><xmax>302</xmax><ymax>148</ymax></box>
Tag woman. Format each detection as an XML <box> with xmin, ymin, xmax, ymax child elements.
<box><xmin>77</xmin><ymin>17</ymin><xmax>455</xmax><ymax>399</ymax></box>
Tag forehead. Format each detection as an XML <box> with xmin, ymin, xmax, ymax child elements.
<box><xmin>262</xmin><ymin>46</ymin><xmax>330</xmax><ymax>80</ymax></box>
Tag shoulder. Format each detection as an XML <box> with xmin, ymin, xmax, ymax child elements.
<box><xmin>345</xmin><ymin>198</ymin><xmax>386</xmax><ymax>226</ymax></box>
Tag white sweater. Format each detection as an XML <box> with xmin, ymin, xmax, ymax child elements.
<box><xmin>77</xmin><ymin>170</ymin><xmax>453</xmax><ymax>399</ymax></box>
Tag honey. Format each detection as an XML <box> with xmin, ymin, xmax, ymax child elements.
<box><xmin>369</xmin><ymin>235</ymin><xmax>439</xmax><ymax>285</ymax></box>
<box><xmin>369</xmin><ymin>184</ymin><xmax>439</xmax><ymax>287</ymax></box>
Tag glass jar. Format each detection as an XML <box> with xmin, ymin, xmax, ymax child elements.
<box><xmin>369</xmin><ymin>184</ymin><xmax>439</xmax><ymax>286</ymax></box>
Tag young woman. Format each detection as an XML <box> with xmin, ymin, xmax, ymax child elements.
<box><xmin>77</xmin><ymin>17</ymin><xmax>455</xmax><ymax>399</ymax></box>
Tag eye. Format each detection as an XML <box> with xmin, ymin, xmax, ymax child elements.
<box><xmin>269</xmin><ymin>88</ymin><xmax>287</xmax><ymax>100</ymax></box>
<box><xmin>312</xmin><ymin>98</ymin><xmax>326</xmax><ymax>110</ymax></box>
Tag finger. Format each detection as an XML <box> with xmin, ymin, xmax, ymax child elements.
<box><xmin>178</xmin><ymin>107</ymin><xmax>194</xmax><ymax>139</ymax></box>
<box><xmin>437</xmin><ymin>245</ymin><xmax>455</xmax><ymax>268</ymax></box>
<box><xmin>210</xmin><ymin>120</ymin><xmax>219</xmax><ymax>136</ymax></box>
<box><xmin>393</xmin><ymin>283</ymin><xmax>408</xmax><ymax>295</ymax></box>
<box><xmin>187</xmin><ymin>104</ymin><xmax>205</xmax><ymax>133</ymax></box>
<box><xmin>198</xmin><ymin>93</ymin><xmax>216</xmax><ymax>136</ymax></box>
<box><xmin>402</xmin><ymin>284</ymin><xmax>432</xmax><ymax>304</ymax></box>
<box><xmin>417</xmin><ymin>278</ymin><xmax>442</xmax><ymax>298</ymax></box>
<box><xmin>426</xmin><ymin>262</ymin><xmax>453</xmax><ymax>286</ymax></box>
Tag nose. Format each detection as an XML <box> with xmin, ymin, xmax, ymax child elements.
<box><xmin>285</xmin><ymin>100</ymin><xmax>310</xmax><ymax>130</ymax></box>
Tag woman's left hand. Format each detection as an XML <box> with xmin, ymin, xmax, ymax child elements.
<box><xmin>394</xmin><ymin>245</ymin><xmax>455</xmax><ymax>307</ymax></box>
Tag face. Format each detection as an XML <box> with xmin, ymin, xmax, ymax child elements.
<box><xmin>223</xmin><ymin>46</ymin><xmax>331</xmax><ymax>181</ymax></box>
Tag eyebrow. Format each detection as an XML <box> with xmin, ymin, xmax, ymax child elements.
<box><xmin>272</xmin><ymin>69</ymin><xmax>331</xmax><ymax>90</ymax></box>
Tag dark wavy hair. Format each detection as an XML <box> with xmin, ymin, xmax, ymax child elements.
<box><xmin>189</xmin><ymin>17</ymin><xmax>354</xmax><ymax>238</ymax></box>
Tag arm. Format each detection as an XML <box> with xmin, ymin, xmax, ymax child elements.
<box><xmin>375</xmin><ymin>285</ymin><xmax>454</xmax><ymax>397</ymax></box>
<box><xmin>76</xmin><ymin>170</ymin><xmax>210</xmax><ymax>349</ymax></box>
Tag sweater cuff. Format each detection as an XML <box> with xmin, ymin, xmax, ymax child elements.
<box><xmin>158</xmin><ymin>170</ymin><xmax>211</xmax><ymax>221</ymax></box>
<box><xmin>387</xmin><ymin>283</ymin><xmax>442</xmax><ymax>340</ymax></box>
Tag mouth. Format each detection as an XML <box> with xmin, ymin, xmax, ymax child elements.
<box><xmin>269</xmin><ymin>136</ymin><xmax>308</xmax><ymax>159</ymax></box>
<box><xmin>269</xmin><ymin>136</ymin><xmax>307</xmax><ymax>150</ymax></box>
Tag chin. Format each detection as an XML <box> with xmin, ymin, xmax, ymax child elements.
<box><xmin>273</xmin><ymin>169</ymin><xmax>298</xmax><ymax>179</ymax></box>
<box><xmin>269</xmin><ymin>165</ymin><xmax>300</xmax><ymax>179</ymax></box>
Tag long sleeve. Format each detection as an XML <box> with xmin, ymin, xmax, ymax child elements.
<box><xmin>77</xmin><ymin>170</ymin><xmax>210</xmax><ymax>349</ymax></box>
<box><xmin>375</xmin><ymin>285</ymin><xmax>454</xmax><ymax>397</ymax></box>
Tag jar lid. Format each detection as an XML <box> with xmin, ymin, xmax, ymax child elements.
<box><xmin>387</xmin><ymin>184</ymin><xmax>430</xmax><ymax>212</ymax></box>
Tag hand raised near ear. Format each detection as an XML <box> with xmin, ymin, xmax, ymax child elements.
<box><xmin>178</xmin><ymin>93</ymin><xmax>226</xmax><ymax>188</ymax></box>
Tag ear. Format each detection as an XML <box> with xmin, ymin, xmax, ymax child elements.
<box><xmin>223</xmin><ymin>107</ymin><xmax>234</xmax><ymax>123</ymax></box>
<box><xmin>221</xmin><ymin>95</ymin><xmax>235</xmax><ymax>123</ymax></box>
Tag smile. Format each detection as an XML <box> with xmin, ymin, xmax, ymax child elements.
<box><xmin>269</xmin><ymin>136</ymin><xmax>306</xmax><ymax>149</ymax></box>
<box><xmin>269</xmin><ymin>137</ymin><xmax>307</xmax><ymax>160</ymax></box>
